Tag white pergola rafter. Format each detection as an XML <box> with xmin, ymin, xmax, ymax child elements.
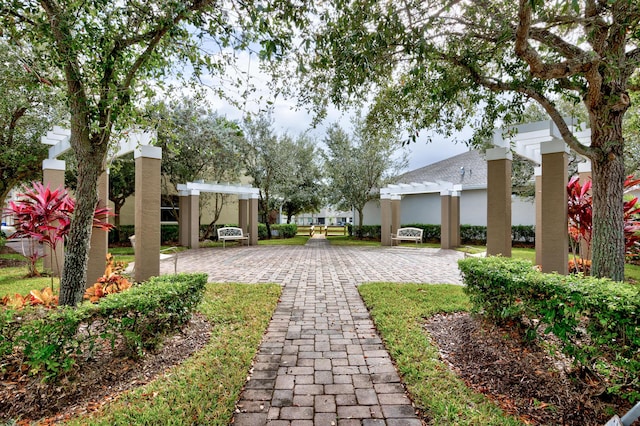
<box><xmin>177</xmin><ymin>181</ymin><xmax>259</xmax><ymax>197</ymax></box>
<box><xmin>493</xmin><ymin>119</ymin><xmax>591</xmax><ymax>164</ymax></box>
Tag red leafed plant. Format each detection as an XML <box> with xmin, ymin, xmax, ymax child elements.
<box><xmin>3</xmin><ymin>182</ymin><xmax>113</xmax><ymax>282</ymax></box>
<box><xmin>84</xmin><ymin>253</ymin><xmax>132</xmax><ymax>303</ymax></box>
<box><xmin>567</xmin><ymin>175</ymin><xmax>640</xmax><ymax>273</ymax></box>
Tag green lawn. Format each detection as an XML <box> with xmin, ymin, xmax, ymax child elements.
<box><xmin>69</xmin><ymin>283</ymin><xmax>281</xmax><ymax>425</ymax></box>
<box><xmin>359</xmin><ymin>283</ymin><xmax>524</xmax><ymax>425</ymax></box>
<box><xmin>0</xmin><ymin>255</ymin><xmax>59</xmax><ymax>296</ymax></box>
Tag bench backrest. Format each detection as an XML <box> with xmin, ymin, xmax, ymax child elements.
<box><xmin>397</xmin><ymin>227</ymin><xmax>423</xmax><ymax>238</ymax></box>
<box><xmin>218</xmin><ymin>227</ymin><xmax>244</xmax><ymax>238</ymax></box>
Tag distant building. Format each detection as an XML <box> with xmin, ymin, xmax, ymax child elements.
<box><xmin>362</xmin><ymin>150</ymin><xmax>536</xmax><ymax>226</ymax></box>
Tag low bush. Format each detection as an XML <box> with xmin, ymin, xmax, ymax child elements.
<box><xmin>0</xmin><ymin>273</ymin><xmax>207</xmax><ymax>382</ymax></box>
<box><xmin>270</xmin><ymin>223</ymin><xmax>298</xmax><ymax>238</ymax></box>
<box><xmin>258</xmin><ymin>223</ymin><xmax>268</xmax><ymax>239</ymax></box>
<box><xmin>459</xmin><ymin>257</ymin><xmax>640</xmax><ymax>401</ymax></box>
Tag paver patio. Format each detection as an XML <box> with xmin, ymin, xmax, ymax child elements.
<box><xmin>162</xmin><ymin>236</ymin><xmax>464</xmax><ymax>425</ymax></box>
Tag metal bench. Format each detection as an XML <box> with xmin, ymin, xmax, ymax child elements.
<box><xmin>390</xmin><ymin>227</ymin><xmax>423</xmax><ymax>247</ymax></box>
<box><xmin>217</xmin><ymin>227</ymin><xmax>250</xmax><ymax>248</ymax></box>
<box><xmin>128</xmin><ymin>235</ymin><xmax>179</xmax><ymax>274</ymax></box>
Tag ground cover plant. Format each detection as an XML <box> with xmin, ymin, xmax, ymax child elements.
<box><xmin>459</xmin><ymin>257</ymin><xmax>640</xmax><ymax>406</ymax></box>
<box><xmin>0</xmin><ymin>282</ymin><xmax>280</xmax><ymax>424</ymax></box>
<box><xmin>359</xmin><ymin>282</ymin><xmax>635</xmax><ymax>425</ymax></box>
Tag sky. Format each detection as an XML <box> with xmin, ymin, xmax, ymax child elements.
<box><xmin>196</xmin><ymin>51</ymin><xmax>471</xmax><ymax>172</ymax></box>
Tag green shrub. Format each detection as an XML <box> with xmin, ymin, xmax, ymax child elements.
<box><xmin>258</xmin><ymin>223</ymin><xmax>268</xmax><ymax>239</ymax></box>
<box><xmin>352</xmin><ymin>225</ymin><xmax>381</xmax><ymax>239</ymax></box>
<box><xmin>270</xmin><ymin>223</ymin><xmax>298</xmax><ymax>238</ymax></box>
<box><xmin>0</xmin><ymin>273</ymin><xmax>207</xmax><ymax>382</ymax></box>
<box><xmin>459</xmin><ymin>257</ymin><xmax>640</xmax><ymax>401</ymax></box>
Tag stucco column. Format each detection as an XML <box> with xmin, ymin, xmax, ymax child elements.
<box><xmin>486</xmin><ymin>147</ymin><xmax>512</xmax><ymax>257</ymax></box>
<box><xmin>380</xmin><ymin>194</ymin><xmax>391</xmax><ymax>246</ymax></box>
<box><xmin>534</xmin><ymin>166</ymin><xmax>543</xmax><ymax>266</ymax></box>
<box><xmin>239</xmin><ymin>195</ymin><xmax>249</xmax><ymax>234</ymax></box>
<box><xmin>441</xmin><ymin>190</ymin><xmax>452</xmax><ymax>249</ymax></box>
<box><xmin>577</xmin><ymin>161</ymin><xmax>592</xmax><ymax>261</ymax></box>
<box><xmin>87</xmin><ymin>170</ymin><xmax>109</xmax><ymax>285</ymax></box>
<box><xmin>188</xmin><ymin>190</ymin><xmax>200</xmax><ymax>249</ymax></box>
<box><xmin>451</xmin><ymin>190</ymin><xmax>461</xmax><ymax>248</ymax></box>
<box><xmin>391</xmin><ymin>195</ymin><xmax>401</xmax><ymax>246</ymax></box>
<box><xmin>249</xmin><ymin>194</ymin><xmax>259</xmax><ymax>245</ymax></box>
<box><xmin>178</xmin><ymin>191</ymin><xmax>190</xmax><ymax>247</ymax></box>
<box><xmin>42</xmin><ymin>159</ymin><xmax>65</xmax><ymax>276</ymax></box>
<box><xmin>134</xmin><ymin>145</ymin><xmax>162</xmax><ymax>283</ymax></box>
<box><xmin>541</xmin><ymin>140</ymin><xmax>569</xmax><ymax>274</ymax></box>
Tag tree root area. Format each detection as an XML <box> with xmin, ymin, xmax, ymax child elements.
<box><xmin>424</xmin><ymin>312</ymin><xmax>635</xmax><ymax>426</ymax></box>
<box><xmin>0</xmin><ymin>314</ymin><xmax>211</xmax><ymax>424</ymax></box>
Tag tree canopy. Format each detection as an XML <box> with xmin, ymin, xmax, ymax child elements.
<box><xmin>0</xmin><ymin>39</ymin><xmax>62</xmax><ymax>207</ymax></box>
<box><xmin>278</xmin><ymin>0</ymin><xmax>640</xmax><ymax>280</ymax></box>
<box><xmin>1</xmin><ymin>0</ymin><xmax>306</xmax><ymax>305</ymax></box>
<box><xmin>323</xmin><ymin>116</ymin><xmax>407</xmax><ymax>228</ymax></box>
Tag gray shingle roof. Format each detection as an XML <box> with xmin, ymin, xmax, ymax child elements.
<box><xmin>396</xmin><ymin>150</ymin><xmax>487</xmax><ymax>186</ymax></box>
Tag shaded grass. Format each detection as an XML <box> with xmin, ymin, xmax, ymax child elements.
<box><xmin>0</xmin><ymin>257</ymin><xmax>59</xmax><ymax>296</ymax></box>
<box><xmin>70</xmin><ymin>283</ymin><xmax>281</xmax><ymax>425</ymax></box>
<box><xmin>359</xmin><ymin>283</ymin><xmax>524</xmax><ymax>425</ymax></box>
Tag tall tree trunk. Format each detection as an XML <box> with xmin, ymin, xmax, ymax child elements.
<box><xmin>590</xmin><ymin>115</ymin><xmax>626</xmax><ymax>281</ymax></box>
<box><xmin>59</xmin><ymin>148</ymin><xmax>104</xmax><ymax>305</ymax></box>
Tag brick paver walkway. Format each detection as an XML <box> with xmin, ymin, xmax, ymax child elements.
<box><xmin>163</xmin><ymin>237</ymin><xmax>463</xmax><ymax>425</ymax></box>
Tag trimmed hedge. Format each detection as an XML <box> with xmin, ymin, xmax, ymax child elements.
<box><xmin>346</xmin><ymin>223</ymin><xmax>535</xmax><ymax>245</ymax></box>
<box><xmin>0</xmin><ymin>273</ymin><xmax>207</xmax><ymax>382</ymax></box>
<box><xmin>459</xmin><ymin>257</ymin><xmax>640</xmax><ymax>401</ymax></box>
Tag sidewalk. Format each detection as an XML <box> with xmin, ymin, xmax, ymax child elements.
<box><xmin>169</xmin><ymin>239</ymin><xmax>463</xmax><ymax>425</ymax></box>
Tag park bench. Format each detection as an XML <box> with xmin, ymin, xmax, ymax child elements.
<box><xmin>390</xmin><ymin>227</ymin><xmax>423</xmax><ymax>247</ymax></box>
<box><xmin>128</xmin><ymin>235</ymin><xmax>179</xmax><ymax>274</ymax></box>
<box><xmin>217</xmin><ymin>226</ymin><xmax>250</xmax><ymax>248</ymax></box>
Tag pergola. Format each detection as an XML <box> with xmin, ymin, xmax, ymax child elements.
<box><xmin>176</xmin><ymin>181</ymin><xmax>260</xmax><ymax>248</ymax></box>
<box><xmin>41</xmin><ymin>127</ymin><xmax>161</xmax><ymax>283</ymax></box>
<box><xmin>379</xmin><ymin>119</ymin><xmax>591</xmax><ymax>275</ymax></box>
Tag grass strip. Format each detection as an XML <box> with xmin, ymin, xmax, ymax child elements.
<box><xmin>71</xmin><ymin>283</ymin><xmax>281</xmax><ymax>425</ymax></box>
<box><xmin>358</xmin><ymin>283</ymin><xmax>524</xmax><ymax>425</ymax></box>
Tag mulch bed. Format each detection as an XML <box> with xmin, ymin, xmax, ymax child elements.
<box><xmin>0</xmin><ymin>314</ymin><xmax>211</xmax><ymax>425</ymax></box>
<box><xmin>424</xmin><ymin>312</ymin><xmax>635</xmax><ymax>425</ymax></box>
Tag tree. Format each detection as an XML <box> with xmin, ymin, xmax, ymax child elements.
<box><xmin>241</xmin><ymin>114</ymin><xmax>290</xmax><ymax>237</ymax></box>
<box><xmin>323</xmin><ymin>117</ymin><xmax>407</xmax><ymax>228</ymax></box>
<box><xmin>284</xmin><ymin>1</ymin><xmax>640</xmax><ymax>280</ymax></box>
<box><xmin>108</xmin><ymin>155</ymin><xmax>136</xmax><ymax>241</ymax></box>
<box><xmin>150</xmin><ymin>96</ymin><xmax>244</xmax><ymax>229</ymax></box>
<box><xmin>278</xmin><ymin>135</ymin><xmax>324</xmax><ymax>223</ymax></box>
<box><xmin>2</xmin><ymin>1</ymin><xmax>305</xmax><ymax>305</ymax></box>
<box><xmin>0</xmin><ymin>39</ymin><xmax>60</xmax><ymax>207</ymax></box>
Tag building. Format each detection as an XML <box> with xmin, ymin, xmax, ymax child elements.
<box><xmin>362</xmin><ymin>150</ymin><xmax>536</xmax><ymax>226</ymax></box>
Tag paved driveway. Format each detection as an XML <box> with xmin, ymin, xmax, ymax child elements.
<box><xmin>164</xmin><ymin>239</ymin><xmax>464</xmax><ymax>425</ymax></box>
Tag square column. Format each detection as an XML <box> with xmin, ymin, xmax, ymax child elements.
<box><xmin>535</xmin><ymin>167</ymin><xmax>542</xmax><ymax>266</ymax></box>
<box><xmin>486</xmin><ymin>147</ymin><xmax>512</xmax><ymax>257</ymax></box>
<box><xmin>188</xmin><ymin>190</ymin><xmax>200</xmax><ymax>249</ymax></box>
<box><xmin>541</xmin><ymin>140</ymin><xmax>569</xmax><ymax>274</ymax></box>
<box><xmin>178</xmin><ymin>192</ymin><xmax>190</xmax><ymax>247</ymax></box>
<box><xmin>42</xmin><ymin>159</ymin><xmax>65</xmax><ymax>276</ymax></box>
<box><xmin>134</xmin><ymin>145</ymin><xmax>162</xmax><ymax>283</ymax></box>
<box><xmin>380</xmin><ymin>195</ymin><xmax>392</xmax><ymax>246</ymax></box>
<box><xmin>391</xmin><ymin>195</ymin><xmax>401</xmax><ymax>246</ymax></box>
<box><xmin>239</xmin><ymin>195</ymin><xmax>249</xmax><ymax>234</ymax></box>
<box><xmin>451</xmin><ymin>191</ymin><xmax>461</xmax><ymax>247</ymax></box>
<box><xmin>441</xmin><ymin>190</ymin><xmax>452</xmax><ymax>249</ymax></box>
<box><xmin>249</xmin><ymin>195</ymin><xmax>259</xmax><ymax>245</ymax></box>
<box><xmin>87</xmin><ymin>170</ymin><xmax>109</xmax><ymax>285</ymax></box>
